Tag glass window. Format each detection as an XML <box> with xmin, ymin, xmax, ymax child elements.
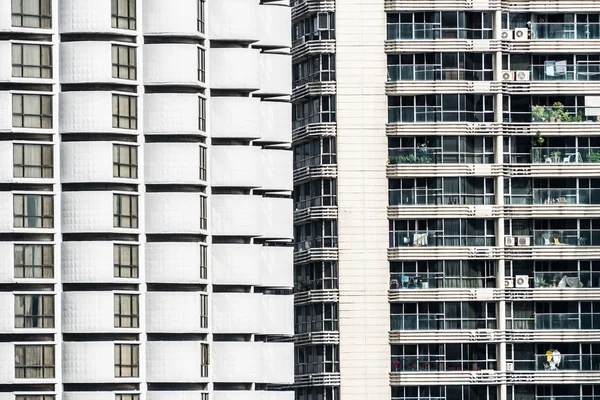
<box><xmin>200</xmin><ymin>244</ymin><xmax>207</xmax><ymax>280</ymax></box>
<box><xmin>199</xmin><ymin>146</ymin><xmax>207</xmax><ymax>181</ymax></box>
<box><xmin>111</xmin><ymin>0</ymin><xmax>136</xmax><ymax>30</ymax></box>
<box><xmin>200</xmin><ymin>196</ymin><xmax>207</xmax><ymax>230</ymax></box>
<box><xmin>14</xmin><ymin>244</ymin><xmax>53</xmax><ymax>278</ymax></box>
<box><xmin>113</xmin><ymin>194</ymin><xmax>138</xmax><ymax>228</ymax></box>
<box><xmin>13</xmin><ymin>194</ymin><xmax>53</xmax><ymax>228</ymax></box>
<box><xmin>199</xmin><ymin>97</ymin><xmax>206</xmax><ymax>132</ymax></box>
<box><xmin>12</xmin><ymin>0</ymin><xmax>51</xmax><ymax>28</ymax></box>
<box><xmin>12</xmin><ymin>44</ymin><xmax>52</xmax><ymax>78</ymax></box>
<box><xmin>112</xmin><ymin>95</ymin><xmax>137</xmax><ymax>130</ymax></box>
<box><xmin>201</xmin><ymin>343</ymin><xmax>209</xmax><ymax>377</ymax></box>
<box><xmin>115</xmin><ymin>395</ymin><xmax>140</xmax><ymax>400</ymax></box>
<box><xmin>13</xmin><ymin>143</ymin><xmax>53</xmax><ymax>178</ymax></box>
<box><xmin>16</xmin><ymin>396</ymin><xmax>56</xmax><ymax>400</ymax></box>
<box><xmin>198</xmin><ymin>0</ymin><xmax>205</xmax><ymax>33</ymax></box>
<box><xmin>200</xmin><ymin>293</ymin><xmax>208</xmax><ymax>328</ymax></box>
<box><xmin>111</xmin><ymin>45</ymin><xmax>136</xmax><ymax>80</ymax></box>
<box><xmin>15</xmin><ymin>345</ymin><xmax>55</xmax><ymax>378</ymax></box>
<box><xmin>114</xmin><ymin>294</ymin><xmax>139</xmax><ymax>328</ymax></box>
<box><xmin>114</xmin><ymin>344</ymin><xmax>139</xmax><ymax>377</ymax></box>
<box><xmin>198</xmin><ymin>48</ymin><xmax>206</xmax><ymax>83</ymax></box>
<box><xmin>13</xmin><ymin>94</ymin><xmax>52</xmax><ymax>129</ymax></box>
<box><xmin>114</xmin><ymin>244</ymin><xmax>139</xmax><ymax>278</ymax></box>
<box><xmin>15</xmin><ymin>295</ymin><xmax>54</xmax><ymax>328</ymax></box>
<box><xmin>113</xmin><ymin>144</ymin><xmax>138</xmax><ymax>178</ymax></box>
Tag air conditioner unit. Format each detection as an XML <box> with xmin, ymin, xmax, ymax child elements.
<box><xmin>505</xmin><ymin>278</ymin><xmax>514</xmax><ymax>288</ymax></box>
<box><xmin>504</xmin><ymin>236</ymin><xmax>515</xmax><ymax>246</ymax></box>
<box><xmin>515</xmin><ymin>275</ymin><xmax>529</xmax><ymax>288</ymax></box>
<box><xmin>502</xmin><ymin>71</ymin><xmax>515</xmax><ymax>81</ymax></box>
<box><xmin>506</xmin><ymin>362</ymin><xmax>514</xmax><ymax>371</ymax></box>
<box><xmin>516</xmin><ymin>236</ymin><xmax>531</xmax><ymax>246</ymax></box>
<box><xmin>515</xmin><ymin>71</ymin><xmax>530</xmax><ymax>81</ymax></box>
<box><xmin>514</xmin><ymin>28</ymin><xmax>528</xmax><ymax>40</ymax></box>
<box><xmin>501</xmin><ymin>29</ymin><xmax>513</xmax><ymax>40</ymax></box>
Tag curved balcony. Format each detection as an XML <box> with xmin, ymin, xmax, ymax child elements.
<box><xmin>146</xmin><ymin>242</ymin><xmax>207</xmax><ymax>284</ymax></box>
<box><xmin>144</xmin><ymin>44</ymin><xmax>204</xmax><ymax>87</ymax></box>
<box><xmin>293</xmin><ymin>122</ymin><xmax>337</xmax><ymax>143</ymax></box>
<box><xmin>506</xmin><ymin>1</ymin><xmax>600</xmax><ymax>12</ymax></box>
<box><xmin>388</xmin><ymin>246</ymin><xmax>502</xmax><ymax>260</ymax></box>
<box><xmin>389</xmin><ymin>370</ymin><xmax>504</xmax><ymax>386</ymax></box>
<box><xmin>291</xmin><ymin>0</ymin><xmax>336</xmax><ymax>21</ymax></box>
<box><xmin>294</xmin><ymin>239</ymin><xmax>339</xmax><ymax>264</ymax></box>
<box><xmin>292</xmin><ymin>39</ymin><xmax>336</xmax><ymax>61</ymax></box>
<box><xmin>257</xmin><ymin>100</ymin><xmax>292</xmax><ymax>145</ymax></box>
<box><xmin>294</xmin><ymin>289</ymin><xmax>339</xmax><ymax>306</ymax></box>
<box><xmin>257</xmin><ymin>4</ymin><xmax>291</xmax><ymax>49</ymax></box>
<box><xmin>294</xmin><ymin>164</ymin><xmax>337</xmax><ymax>183</ymax></box>
<box><xmin>292</xmin><ymin>81</ymin><xmax>337</xmax><ymax>103</ymax></box>
<box><xmin>293</xmin><ymin>372</ymin><xmax>341</xmax><ymax>387</ymax></box>
<box><xmin>144</xmin><ymin>94</ymin><xmax>204</xmax><ymax>136</ymax></box>
<box><xmin>207</xmin><ymin>0</ymin><xmax>260</xmax><ymax>42</ymax></box>
<box><xmin>210</xmin><ymin>48</ymin><xmax>260</xmax><ymax>91</ymax></box>
<box><xmin>63</xmin><ymin>291</ymin><xmax>139</xmax><ymax>333</ymax></box>
<box><xmin>63</xmin><ymin>342</ymin><xmax>140</xmax><ymax>383</ymax></box>
<box><xmin>145</xmin><ymin>143</ymin><xmax>203</xmax><ymax>185</ymax></box>
<box><xmin>384</xmin><ymin>0</ymin><xmax>501</xmax><ymax>11</ymax></box>
<box><xmin>146</xmin><ymin>292</ymin><xmax>207</xmax><ymax>333</ymax></box>
<box><xmin>143</xmin><ymin>0</ymin><xmax>202</xmax><ymax>37</ymax></box>
<box><xmin>60</xmin><ymin>92</ymin><xmax>137</xmax><ymax>135</ymax></box>
<box><xmin>386</xmin><ymin>122</ymin><xmax>502</xmax><ymax>136</ymax></box>
<box><xmin>63</xmin><ymin>241</ymin><xmax>138</xmax><ymax>283</ymax></box>
<box><xmin>389</xmin><ymin>329</ymin><xmax>600</xmax><ymax>344</ymax></box>
<box><xmin>145</xmin><ymin>193</ymin><xmax>206</xmax><ymax>234</ymax></box>
<box><xmin>146</xmin><ymin>341</ymin><xmax>209</xmax><ymax>383</ymax></box>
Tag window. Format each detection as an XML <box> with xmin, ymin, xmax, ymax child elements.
<box><xmin>14</xmin><ymin>244</ymin><xmax>53</xmax><ymax>279</ymax></box>
<box><xmin>113</xmin><ymin>144</ymin><xmax>138</xmax><ymax>178</ymax></box>
<box><xmin>112</xmin><ymin>45</ymin><xmax>136</xmax><ymax>80</ymax></box>
<box><xmin>13</xmin><ymin>94</ymin><xmax>52</xmax><ymax>129</ymax></box>
<box><xmin>201</xmin><ymin>343</ymin><xmax>209</xmax><ymax>377</ymax></box>
<box><xmin>111</xmin><ymin>0</ymin><xmax>136</xmax><ymax>30</ymax></box>
<box><xmin>198</xmin><ymin>0</ymin><xmax>205</xmax><ymax>33</ymax></box>
<box><xmin>295</xmin><ymin>345</ymin><xmax>339</xmax><ymax>375</ymax></box>
<box><xmin>114</xmin><ymin>344</ymin><xmax>139</xmax><ymax>377</ymax></box>
<box><xmin>115</xmin><ymin>395</ymin><xmax>140</xmax><ymax>400</ymax></box>
<box><xmin>12</xmin><ymin>0</ymin><xmax>51</xmax><ymax>28</ymax></box>
<box><xmin>13</xmin><ymin>144</ymin><xmax>53</xmax><ymax>178</ymax></box>
<box><xmin>16</xmin><ymin>396</ymin><xmax>56</xmax><ymax>400</ymax></box>
<box><xmin>198</xmin><ymin>48</ymin><xmax>206</xmax><ymax>83</ymax></box>
<box><xmin>114</xmin><ymin>294</ymin><xmax>139</xmax><ymax>328</ymax></box>
<box><xmin>200</xmin><ymin>293</ymin><xmax>208</xmax><ymax>328</ymax></box>
<box><xmin>200</xmin><ymin>244</ymin><xmax>207</xmax><ymax>280</ymax></box>
<box><xmin>12</xmin><ymin>44</ymin><xmax>52</xmax><ymax>78</ymax></box>
<box><xmin>199</xmin><ymin>146</ymin><xmax>207</xmax><ymax>181</ymax></box>
<box><xmin>200</xmin><ymin>195</ymin><xmax>207</xmax><ymax>230</ymax></box>
<box><xmin>114</xmin><ymin>244</ymin><xmax>139</xmax><ymax>278</ymax></box>
<box><xmin>15</xmin><ymin>295</ymin><xmax>54</xmax><ymax>328</ymax></box>
<box><xmin>15</xmin><ymin>345</ymin><xmax>55</xmax><ymax>378</ymax></box>
<box><xmin>199</xmin><ymin>97</ymin><xmax>206</xmax><ymax>132</ymax></box>
<box><xmin>113</xmin><ymin>194</ymin><xmax>138</xmax><ymax>228</ymax></box>
<box><xmin>388</xmin><ymin>95</ymin><xmax>494</xmax><ymax>123</ymax></box>
<box><xmin>13</xmin><ymin>194</ymin><xmax>53</xmax><ymax>228</ymax></box>
<box><xmin>112</xmin><ymin>95</ymin><xmax>137</xmax><ymax>130</ymax></box>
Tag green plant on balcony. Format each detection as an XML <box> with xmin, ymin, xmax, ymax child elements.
<box><xmin>550</xmin><ymin>102</ymin><xmax>571</xmax><ymax>122</ymax></box>
<box><xmin>550</xmin><ymin>151</ymin><xmax>562</xmax><ymax>161</ymax></box>
<box><xmin>587</xmin><ymin>150</ymin><xmax>600</xmax><ymax>163</ymax></box>
<box><xmin>531</xmin><ymin>105</ymin><xmax>549</xmax><ymax>122</ymax></box>
<box><xmin>531</xmin><ymin>130</ymin><xmax>545</xmax><ymax>147</ymax></box>
<box><xmin>574</xmin><ymin>111</ymin><xmax>585</xmax><ymax>122</ymax></box>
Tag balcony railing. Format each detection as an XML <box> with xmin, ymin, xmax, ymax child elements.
<box><xmin>533</xmin><ymin>271</ymin><xmax>599</xmax><ymax>288</ymax></box>
<box><xmin>387</xmin><ymin>23</ymin><xmax>441</xmax><ymax>40</ymax></box>
<box><xmin>509</xmin><ymin>188</ymin><xmax>600</xmax><ymax>205</ymax></box>
<box><xmin>530</xmin><ymin>63</ymin><xmax>600</xmax><ymax>81</ymax></box>
<box><xmin>294</xmin><ymin>154</ymin><xmax>336</xmax><ymax>169</ymax></box>
<box><xmin>389</xmin><ymin>188</ymin><xmax>494</xmax><ymax>206</ymax></box>
<box><xmin>390</xmin><ymin>232</ymin><xmax>494</xmax><ymax>247</ymax></box>
<box><xmin>391</xmin><ymin>355</ymin><xmax>494</xmax><ymax>372</ymax></box>
<box><xmin>532</xmin><ymin>230</ymin><xmax>600</xmax><ymax>247</ymax></box>
<box><xmin>530</xmin><ymin>22</ymin><xmax>600</xmax><ymax>40</ymax></box>
<box><xmin>514</xmin><ymin>354</ymin><xmax>600</xmax><ymax>371</ymax></box>
<box><xmin>504</xmin><ymin>106</ymin><xmax>598</xmax><ymax>123</ymax></box>
<box><xmin>534</xmin><ymin>313</ymin><xmax>600</xmax><ymax>329</ymax></box>
<box><xmin>390</xmin><ymin>315</ymin><xmax>496</xmax><ymax>330</ymax></box>
<box><xmin>388</xmin><ymin>148</ymin><xmax>493</xmax><ymax>164</ymax></box>
<box><xmin>387</xmin><ymin>65</ymin><xmax>491</xmax><ymax>82</ymax></box>
<box><xmin>531</xmin><ymin>147</ymin><xmax>600</xmax><ymax>163</ymax></box>
<box><xmin>294</xmin><ymin>238</ymin><xmax>338</xmax><ymax>252</ymax></box>
<box><xmin>293</xmin><ymin>71</ymin><xmax>336</xmax><ymax>88</ymax></box>
<box><xmin>295</xmin><ymin>196</ymin><xmax>337</xmax><ymax>211</ymax></box>
<box><xmin>389</xmin><ymin>273</ymin><xmax>494</xmax><ymax>290</ymax></box>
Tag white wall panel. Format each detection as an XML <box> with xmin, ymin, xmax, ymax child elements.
<box><xmin>145</xmin><ymin>193</ymin><xmax>203</xmax><ymax>234</ymax></box>
<box><xmin>146</xmin><ymin>292</ymin><xmax>203</xmax><ymax>333</ymax></box>
<box><xmin>62</xmin><ymin>242</ymin><xmax>116</xmax><ymax>283</ymax></box>
<box><xmin>146</xmin><ymin>341</ymin><xmax>205</xmax><ymax>382</ymax></box>
<box><xmin>60</xmin><ymin>142</ymin><xmax>115</xmax><ymax>183</ymax></box>
<box><xmin>59</xmin><ymin>0</ymin><xmax>120</xmax><ymax>34</ymax></box>
<box><xmin>0</xmin><ymin>343</ymin><xmax>14</xmax><ymax>383</ymax></box>
<box><xmin>62</xmin><ymin>192</ymin><xmax>137</xmax><ymax>234</ymax></box>
<box><xmin>144</xmin><ymin>44</ymin><xmax>200</xmax><ymax>85</ymax></box>
<box><xmin>60</xmin><ymin>92</ymin><xmax>118</xmax><ymax>134</ymax></box>
<box><xmin>0</xmin><ymin>243</ymin><xmax>12</xmax><ymax>282</ymax></box>
<box><xmin>0</xmin><ymin>293</ymin><xmax>12</xmax><ymax>332</ymax></box>
<box><xmin>62</xmin><ymin>342</ymin><xmax>117</xmax><ymax>383</ymax></box>
<box><xmin>211</xmin><ymin>146</ymin><xmax>261</xmax><ymax>188</ymax></box>
<box><xmin>0</xmin><ymin>42</ymin><xmax>11</xmax><ymax>81</ymax></box>
<box><xmin>257</xmin><ymin>101</ymin><xmax>292</xmax><ymax>144</ymax></box>
<box><xmin>63</xmin><ymin>393</ymin><xmax>115</xmax><ymax>400</ymax></box>
<box><xmin>212</xmin><ymin>293</ymin><xmax>261</xmax><ymax>334</ymax></box>
<box><xmin>211</xmin><ymin>195</ymin><xmax>262</xmax><ymax>236</ymax></box>
<box><xmin>0</xmin><ymin>142</ymin><xmax>12</xmax><ymax>181</ymax></box>
<box><xmin>262</xmin><ymin>295</ymin><xmax>294</xmax><ymax>335</ymax></box>
<box><xmin>60</xmin><ymin>42</ymin><xmax>119</xmax><ymax>84</ymax></box>
<box><xmin>0</xmin><ymin>0</ymin><xmax>10</xmax><ymax>31</ymax></box>
<box><xmin>211</xmin><ymin>244</ymin><xmax>261</xmax><ymax>285</ymax></box>
<box><xmin>257</xmin><ymin>54</ymin><xmax>291</xmax><ymax>96</ymax></box>
<box><xmin>0</xmin><ymin>92</ymin><xmax>12</xmax><ymax>131</ymax></box>
<box><xmin>261</xmin><ymin>246</ymin><xmax>293</xmax><ymax>288</ymax></box>
<box><xmin>208</xmin><ymin>0</ymin><xmax>259</xmax><ymax>41</ymax></box>
<box><xmin>261</xmin><ymin>197</ymin><xmax>293</xmax><ymax>239</ymax></box>
<box><xmin>210</xmin><ymin>48</ymin><xmax>260</xmax><ymax>90</ymax></box>
<box><xmin>261</xmin><ymin>150</ymin><xmax>292</xmax><ymax>191</ymax></box>
<box><xmin>0</xmin><ymin>192</ymin><xmax>13</xmax><ymax>232</ymax></box>
<box><xmin>145</xmin><ymin>143</ymin><xmax>201</xmax><ymax>184</ymax></box>
<box><xmin>261</xmin><ymin>343</ymin><xmax>294</xmax><ymax>384</ymax></box>
<box><xmin>257</xmin><ymin>5</ymin><xmax>291</xmax><ymax>48</ymax></box>
<box><xmin>146</xmin><ymin>242</ymin><xmax>204</xmax><ymax>283</ymax></box>
<box><xmin>147</xmin><ymin>392</ymin><xmax>207</xmax><ymax>400</ymax></box>
<box><xmin>144</xmin><ymin>94</ymin><xmax>202</xmax><ymax>135</ymax></box>
<box><xmin>62</xmin><ymin>292</ymin><xmax>114</xmax><ymax>333</ymax></box>
<box><xmin>143</xmin><ymin>0</ymin><xmax>199</xmax><ymax>36</ymax></box>
<box><xmin>210</xmin><ymin>97</ymin><xmax>260</xmax><ymax>139</ymax></box>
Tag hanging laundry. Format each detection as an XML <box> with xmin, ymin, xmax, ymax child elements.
<box><xmin>544</xmin><ymin>60</ymin><xmax>555</xmax><ymax>77</ymax></box>
<box><xmin>555</xmin><ymin>60</ymin><xmax>567</xmax><ymax>75</ymax></box>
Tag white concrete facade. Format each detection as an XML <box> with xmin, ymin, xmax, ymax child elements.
<box><xmin>0</xmin><ymin>1</ymin><xmax>293</xmax><ymax>400</ymax></box>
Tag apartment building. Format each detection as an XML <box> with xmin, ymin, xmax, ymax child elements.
<box><xmin>0</xmin><ymin>1</ymin><xmax>294</xmax><ymax>400</ymax></box>
<box><xmin>292</xmin><ymin>0</ymin><xmax>600</xmax><ymax>399</ymax></box>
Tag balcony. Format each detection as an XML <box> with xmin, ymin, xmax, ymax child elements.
<box><xmin>385</xmin><ymin>23</ymin><xmax>498</xmax><ymax>52</ymax></box>
<box><xmin>531</xmin><ymin>147</ymin><xmax>600</xmax><ymax>164</ymax></box>
<box><xmin>532</xmin><ymin>230</ymin><xmax>600</xmax><ymax>247</ymax></box>
<box><xmin>534</xmin><ymin>313</ymin><xmax>600</xmax><ymax>330</ymax></box>
<box><xmin>390</xmin><ymin>315</ymin><xmax>496</xmax><ymax>331</ymax></box>
<box><xmin>514</xmin><ymin>353</ymin><xmax>600</xmax><ymax>371</ymax></box>
<box><xmin>531</xmin><ymin>23</ymin><xmax>600</xmax><ymax>40</ymax></box>
<box><xmin>390</xmin><ymin>232</ymin><xmax>495</xmax><ymax>248</ymax></box>
<box><xmin>388</xmin><ymin>148</ymin><xmax>493</xmax><ymax>165</ymax></box>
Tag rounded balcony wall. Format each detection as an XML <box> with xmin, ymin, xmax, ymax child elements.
<box><xmin>143</xmin><ymin>0</ymin><xmax>201</xmax><ymax>37</ymax></box>
<box><xmin>145</xmin><ymin>193</ymin><xmax>205</xmax><ymax>234</ymax></box>
<box><xmin>144</xmin><ymin>44</ymin><xmax>203</xmax><ymax>86</ymax></box>
<box><xmin>59</xmin><ymin>0</ymin><xmax>136</xmax><ymax>35</ymax></box>
<box><xmin>63</xmin><ymin>342</ymin><xmax>137</xmax><ymax>383</ymax></box>
<box><xmin>145</xmin><ymin>143</ymin><xmax>202</xmax><ymax>185</ymax></box>
<box><xmin>210</xmin><ymin>145</ymin><xmax>261</xmax><ymax>188</ymax></box>
<box><xmin>208</xmin><ymin>0</ymin><xmax>259</xmax><ymax>42</ymax></box>
<box><xmin>256</xmin><ymin>101</ymin><xmax>291</xmax><ymax>144</ymax></box>
<box><xmin>210</xmin><ymin>97</ymin><xmax>260</xmax><ymax>139</ymax></box>
<box><xmin>146</xmin><ymin>292</ymin><xmax>205</xmax><ymax>333</ymax></box>
<box><xmin>61</xmin><ymin>41</ymin><xmax>138</xmax><ymax>84</ymax></box>
<box><xmin>146</xmin><ymin>341</ymin><xmax>208</xmax><ymax>383</ymax></box>
<box><xmin>62</xmin><ymin>292</ymin><xmax>123</xmax><ymax>333</ymax></box>
<box><xmin>261</xmin><ymin>149</ymin><xmax>292</xmax><ymax>192</ymax></box>
<box><xmin>257</xmin><ymin>53</ymin><xmax>292</xmax><ymax>97</ymax></box>
<box><xmin>210</xmin><ymin>48</ymin><xmax>260</xmax><ymax>91</ymax></box>
<box><xmin>261</xmin><ymin>246</ymin><xmax>293</xmax><ymax>288</ymax></box>
<box><xmin>261</xmin><ymin>197</ymin><xmax>293</xmax><ymax>240</ymax></box>
<box><xmin>211</xmin><ymin>243</ymin><xmax>262</xmax><ymax>286</ymax></box>
<box><xmin>146</xmin><ymin>242</ymin><xmax>206</xmax><ymax>284</ymax></box>
<box><xmin>62</xmin><ymin>192</ymin><xmax>140</xmax><ymax>234</ymax></box>
<box><xmin>257</xmin><ymin>4</ymin><xmax>291</xmax><ymax>49</ymax></box>
<box><xmin>144</xmin><ymin>93</ymin><xmax>204</xmax><ymax>136</ymax></box>
<box><xmin>62</xmin><ymin>241</ymin><xmax>137</xmax><ymax>283</ymax></box>
<box><xmin>211</xmin><ymin>194</ymin><xmax>262</xmax><ymax>236</ymax></box>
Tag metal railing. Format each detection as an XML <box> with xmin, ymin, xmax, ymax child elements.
<box><xmin>532</xmin><ymin>230</ymin><xmax>600</xmax><ymax>247</ymax></box>
<box><xmin>533</xmin><ymin>271</ymin><xmax>599</xmax><ymax>288</ymax></box>
<box><xmin>389</xmin><ymin>188</ymin><xmax>494</xmax><ymax>206</ymax></box>
<box><xmin>535</xmin><ymin>313</ymin><xmax>600</xmax><ymax>329</ymax></box>
<box><xmin>390</xmin><ymin>231</ymin><xmax>495</xmax><ymax>247</ymax></box>
<box><xmin>387</xmin><ymin>65</ymin><xmax>492</xmax><ymax>82</ymax></box>
<box><xmin>390</xmin><ymin>315</ymin><xmax>496</xmax><ymax>330</ymax></box>
<box><xmin>530</xmin><ymin>63</ymin><xmax>600</xmax><ymax>81</ymax></box>
<box><xmin>531</xmin><ymin>22</ymin><xmax>600</xmax><ymax>40</ymax></box>
<box><xmin>531</xmin><ymin>147</ymin><xmax>600</xmax><ymax>163</ymax></box>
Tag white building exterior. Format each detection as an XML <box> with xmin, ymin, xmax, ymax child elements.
<box><xmin>0</xmin><ymin>1</ymin><xmax>294</xmax><ymax>400</ymax></box>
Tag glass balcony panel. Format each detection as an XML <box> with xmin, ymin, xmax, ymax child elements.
<box><xmin>531</xmin><ymin>147</ymin><xmax>600</xmax><ymax>163</ymax></box>
<box><xmin>531</xmin><ymin>23</ymin><xmax>600</xmax><ymax>40</ymax></box>
<box><xmin>534</xmin><ymin>313</ymin><xmax>600</xmax><ymax>329</ymax></box>
<box><xmin>532</xmin><ymin>230</ymin><xmax>600</xmax><ymax>246</ymax></box>
<box><xmin>533</xmin><ymin>271</ymin><xmax>600</xmax><ymax>288</ymax></box>
<box><xmin>390</xmin><ymin>315</ymin><xmax>495</xmax><ymax>330</ymax></box>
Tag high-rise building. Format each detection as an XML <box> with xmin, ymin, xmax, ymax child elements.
<box><xmin>0</xmin><ymin>1</ymin><xmax>294</xmax><ymax>400</ymax></box>
<box><xmin>292</xmin><ymin>1</ymin><xmax>600</xmax><ymax>400</ymax></box>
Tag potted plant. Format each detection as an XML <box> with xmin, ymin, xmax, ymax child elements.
<box><xmin>550</xmin><ymin>151</ymin><xmax>562</xmax><ymax>163</ymax></box>
<box><xmin>531</xmin><ymin>130</ymin><xmax>545</xmax><ymax>147</ymax></box>
<box><xmin>531</xmin><ymin>105</ymin><xmax>548</xmax><ymax>122</ymax></box>
<box><xmin>550</xmin><ymin>102</ymin><xmax>570</xmax><ymax>122</ymax></box>
<box><xmin>587</xmin><ymin>150</ymin><xmax>600</xmax><ymax>163</ymax></box>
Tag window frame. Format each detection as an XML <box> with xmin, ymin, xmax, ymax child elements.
<box><xmin>199</xmin><ymin>97</ymin><xmax>206</xmax><ymax>132</ymax></box>
<box><xmin>14</xmin><ymin>294</ymin><xmax>54</xmax><ymax>328</ymax></box>
<box><xmin>200</xmin><ymin>244</ymin><xmax>207</xmax><ymax>280</ymax></box>
<box><xmin>111</xmin><ymin>0</ymin><xmax>136</xmax><ymax>30</ymax></box>
<box><xmin>114</xmin><ymin>343</ymin><xmax>139</xmax><ymax>377</ymax></box>
<box><xmin>114</xmin><ymin>244</ymin><xmax>139</xmax><ymax>278</ymax></box>
<box><xmin>12</xmin><ymin>43</ymin><xmax>52</xmax><ymax>78</ymax></box>
<box><xmin>13</xmin><ymin>143</ymin><xmax>53</xmax><ymax>178</ymax></box>
<box><xmin>14</xmin><ymin>244</ymin><xmax>54</xmax><ymax>279</ymax></box>
<box><xmin>200</xmin><ymin>195</ymin><xmax>207</xmax><ymax>230</ymax></box>
<box><xmin>198</xmin><ymin>47</ymin><xmax>206</xmax><ymax>83</ymax></box>
<box><xmin>198</xmin><ymin>0</ymin><xmax>205</xmax><ymax>33</ymax></box>
<box><xmin>113</xmin><ymin>194</ymin><xmax>139</xmax><ymax>229</ymax></box>
<box><xmin>111</xmin><ymin>44</ymin><xmax>137</xmax><ymax>81</ymax></box>
<box><xmin>112</xmin><ymin>94</ymin><xmax>137</xmax><ymax>130</ymax></box>
<box><xmin>200</xmin><ymin>293</ymin><xmax>208</xmax><ymax>328</ymax></box>
<box><xmin>13</xmin><ymin>194</ymin><xmax>53</xmax><ymax>228</ymax></box>
<box><xmin>114</xmin><ymin>293</ymin><xmax>139</xmax><ymax>328</ymax></box>
<box><xmin>113</xmin><ymin>144</ymin><xmax>138</xmax><ymax>179</ymax></box>
<box><xmin>201</xmin><ymin>343</ymin><xmax>209</xmax><ymax>377</ymax></box>
<box><xmin>12</xmin><ymin>94</ymin><xmax>53</xmax><ymax>129</ymax></box>
<box><xmin>115</xmin><ymin>395</ymin><xmax>140</xmax><ymax>400</ymax></box>
<box><xmin>11</xmin><ymin>0</ymin><xmax>52</xmax><ymax>29</ymax></box>
<box><xmin>199</xmin><ymin>145</ymin><xmax>207</xmax><ymax>181</ymax></box>
<box><xmin>14</xmin><ymin>344</ymin><xmax>55</xmax><ymax>379</ymax></box>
